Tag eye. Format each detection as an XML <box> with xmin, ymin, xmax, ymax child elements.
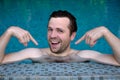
<box><xmin>57</xmin><ymin>29</ymin><xmax>64</xmax><ymax>33</ymax></box>
<box><xmin>48</xmin><ymin>28</ymin><xmax>52</xmax><ymax>32</ymax></box>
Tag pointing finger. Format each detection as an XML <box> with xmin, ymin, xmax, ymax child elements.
<box><xmin>75</xmin><ymin>35</ymin><xmax>85</xmax><ymax>44</ymax></box>
<box><xmin>29</xmin><ymin>34</ymin><xmax>38</xmax><ymax>45</ymax></box>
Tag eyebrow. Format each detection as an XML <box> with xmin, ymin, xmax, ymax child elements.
<box><xmin>48</xmin><ymin>26</ymin><xmax>64</xmax><ymax>30</ymax></box>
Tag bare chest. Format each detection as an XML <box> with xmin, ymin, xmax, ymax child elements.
<box><xmin>32</xmin><ymin>53</ymin><xmax>87</xmax><ymax>63</ymax></box>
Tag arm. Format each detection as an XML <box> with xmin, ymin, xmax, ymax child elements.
<box><xmin>103</xmin><ymin>27</ymin><xmax>120</xmax><ymax>64</ymax></box>
<box><xmin>78</xmin><ymin>50</ymin><xmax>120</xmax><ymax>66</ymax></box>
<box><xmin>0</xmin><ymin>29</ymin><xmax>11</xmax><ymax>63</ymax></box>
<box><xmin>1</xmin><ymin>48</ymin><xmax>41</xmax><ymax>64</ymax></box>
<box><xmin>76</xmin><ymin>26</ymin><xmax>120</xmax><ymax>65</ymax></box>
<box><xmin>0</xmin><ymin>26</ymin><xmax>38</xmax><ymax>64</ymax></box>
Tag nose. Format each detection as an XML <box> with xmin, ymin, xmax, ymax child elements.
<box><xmin>50</xmin><ymin>31</ymin><xmax>57</xmax><ymax>38</ymax></box>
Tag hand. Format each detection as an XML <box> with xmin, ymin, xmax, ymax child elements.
<box><xmin>7</xmin><ymin>26</ymin><xmax>38</xmax><ymax>46</ymax></box>
<box><xmin>75</xmin><ymin>26</ymin><xmax>108</xmax><ymax>47</ymax></box>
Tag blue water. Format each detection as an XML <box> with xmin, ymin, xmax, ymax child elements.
<box><xmin>0</xmin><ymin>0</ymin><xmax>120</xmax><ymax>57</ymax></box>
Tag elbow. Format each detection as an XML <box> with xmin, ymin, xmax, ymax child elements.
<box><xmin>0</xmin><ymin>60</ymin><xmax>3</xmax><ymax>65</ymax></box>
<box><xmin>114</xmin><ymin>55</ymin><xmax>120</xmax><ymax>65</ymax></box>
<box><xmin>0</xmin><ymin>55</ymin><xmax>5</xmax><ymax>65</ymax></box>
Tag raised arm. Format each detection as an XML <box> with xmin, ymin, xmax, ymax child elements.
<box><xmin>0</xmin><ymin>26</ymin><xmax>38</xmax><ymax>64</ymax></box>
<box><xmin>75</xmin><ymin>26</ymin><xmax>120</xmax><ymax>64</ymax></box>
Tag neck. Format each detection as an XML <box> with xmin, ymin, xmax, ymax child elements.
<box><xmin>50</xmin><ymin>48</ymin><xmax>72</xmax><ymax>57</ymax></box>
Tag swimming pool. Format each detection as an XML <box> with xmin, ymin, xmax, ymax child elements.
<box><xmin>0</xmin><ymin>0</ymin><xmax>120</xmax><ymax>79</ymax></box>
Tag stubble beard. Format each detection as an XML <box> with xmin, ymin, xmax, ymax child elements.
<box><xmin>49</xmin><ymin>39</ymin><xmax>70</xmax><ymax>54</ymax></box>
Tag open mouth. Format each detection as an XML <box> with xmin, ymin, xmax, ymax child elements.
<box><xmin>50</xmin><ymin>40</ymin><xmax>61</xmax><ymax>48</ymax></box>
<box><xmin>51</xmin><ymin>42</ymin><xmax>60</xmax><ymax>46</ymax></box>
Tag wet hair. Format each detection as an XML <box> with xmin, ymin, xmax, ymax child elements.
<box><xmin>49</xmin><ymin>10</ymin><xmax>77</xmax><ymax>35</ymax></box>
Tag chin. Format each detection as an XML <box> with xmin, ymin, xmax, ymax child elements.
<box><xmin>50</xmin><ymin>49</ymin><xmax>62</xmax><ymax>54</ymax></box>
<box><xmin>51</xmin><ymin>50</ymin><xmax>59</xmax><ymax>53</ymax></box>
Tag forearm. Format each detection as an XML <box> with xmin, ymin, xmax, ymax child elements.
<box><xmin>91</xmin><ymin>54</ymin><xmax>120</xmax><ymax>66</ymax></box>
<box><xmin>103</xmin><ymin>27</ymin><xmax>120</xmax><ymax>63</ymax></box>
<box><xmin>79</xmin><ymin>50</ymin><xmax>120</xmax><ymax>66</ymax></box>
<box><xmin>0</xmin><ymin>30</ymin><xmax>12</xmax><ymax>62</ymax></box>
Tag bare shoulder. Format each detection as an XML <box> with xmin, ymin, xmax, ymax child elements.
<box><xmin>78</xmin><ymin>50</ymin><xmax>101</xmax><ymax>54</ymax></box>
<box><xmin>72</xmin><ymin>49</ymin><xmax>99</xmax><ymax>54</ymax></box>
<box><xmin>2</xmin><ymin>48</ymin><xmax>47</xmax><ymax>64</ymax></box>
<box><xmin>19</xmin><ymin>48</ymin><xmax>41</xmax><ymax>54</ymax></box>
<box><xmin>17</xmin><ymin>48</ymin><xmax>48</xmax><ymax>58</ymax></box>
<box><xmin>76</xmin><ymin>50</ymin><xmax>101</xmax><ymax>59</ymax></box>
<box><xmin>20</xmin><ymin>48</ymin><xmax>50</xmax><ymax>59</ymax></box>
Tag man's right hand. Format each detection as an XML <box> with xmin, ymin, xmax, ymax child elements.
<box><xmin>7</xmin><ymin>26</ymin><xmax>38</xmax><ymax>46</ymax></box>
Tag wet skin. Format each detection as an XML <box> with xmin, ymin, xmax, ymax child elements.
<box><xmin>32</xmin><ymin>51</ymin><xmax>88</xmax><ymax>63</ymax></box>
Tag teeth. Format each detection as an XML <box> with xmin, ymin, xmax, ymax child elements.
<box><xmin>51</xmin><ymin>41</ymin><xmax>60</xmax><ymax>44</ymax></box>
<box><xmin>52</xmin><ymin>42</ymin><xmax>59</xmax><ymax>44</ymax></box>
<box><xmin>50</xmin><ymin>39</ymin><xmax>60</xmax><ymax>44</ymax></box>
<box><xmin>51</xmin><ymin>41</ymin><xmax>57</xmax><ymax>42</ymax></box>
<box><xmin>51</xmin><ymin>41</ymin><xmax>59</xmax><ymax>43</ymax></box>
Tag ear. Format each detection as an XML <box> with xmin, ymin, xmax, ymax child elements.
<box><xmin>71</xmin><ymin>32</ymin><xmax>76</xmax><ymax>41</ymax></box>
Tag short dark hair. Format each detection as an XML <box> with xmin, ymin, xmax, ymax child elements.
<box><xmin>49</xmin><ymin>10</ymin><xmax>77</xmax><ymax>35</ymax></box>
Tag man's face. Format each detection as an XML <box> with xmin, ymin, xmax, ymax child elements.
<box><xmin>47</xmin><ymin>17</ymin><xmax>74</xmax><ymax>53</ymax></box>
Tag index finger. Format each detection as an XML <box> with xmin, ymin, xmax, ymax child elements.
<box><xmin>75</xmin><ymin>35</ymin><xmax>85</xmax><ymax>44</ymax></box>
<box><xmin>29</xmin><ymin>34</ymin><xmax>38</xmax><ymax>45</ymax></box>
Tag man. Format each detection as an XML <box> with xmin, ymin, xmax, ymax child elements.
<box><xmin>0</xmin><ymin>10</ymin><xmax>120</xmax><ymax>66</ymax></box>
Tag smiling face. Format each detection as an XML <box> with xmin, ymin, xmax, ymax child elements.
<box><xmin>47</xmin><ymin>17</ymin><xmax>75</xmax><ymax>54</ymax></box>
